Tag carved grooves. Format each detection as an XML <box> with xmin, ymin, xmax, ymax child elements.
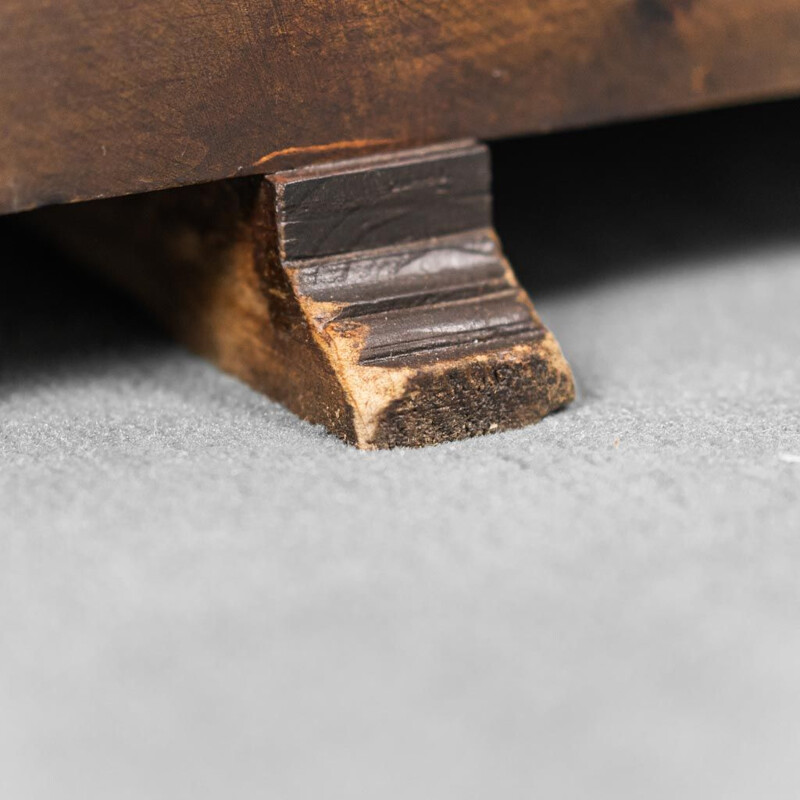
<box><xmin>270</xmin><ymin>143</ymin><xmax>545</xmax><ymax>368</ymax></box>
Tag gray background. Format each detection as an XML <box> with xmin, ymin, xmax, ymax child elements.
<box><xmin>2</xmin><ymin>101</ymin><xmax>799</xmax><ymax>798</ymax></box>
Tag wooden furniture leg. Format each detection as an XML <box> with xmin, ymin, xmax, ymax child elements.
<box><xmin>36</xmin><ymin>141</ymin><xmax>575</xmax><ymax>449</ymax></box>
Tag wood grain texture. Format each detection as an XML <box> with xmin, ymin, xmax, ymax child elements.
<box><xmin>33</xmin><ymin>142</ymin><xmax>575</xmax><ymax>448</ymax></box>
<box><xmin>3</xmin><ymin>0</ymin><xmax>800</xmax><ymax>214</ymax></box>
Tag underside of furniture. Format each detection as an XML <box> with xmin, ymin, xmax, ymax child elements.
<box><xmin>36</xmin><ymin>142</ymin><xmax>574</xmax><ymax>448</ymax></box>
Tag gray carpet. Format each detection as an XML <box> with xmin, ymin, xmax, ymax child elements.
<box><xmin>2</xmin><ymin>105</ymin><xmax>800</xmax><ymax>798</ymax></box>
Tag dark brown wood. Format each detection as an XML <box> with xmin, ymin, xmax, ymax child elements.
<box><xmin>33</xmin><ymin>141</ymin><xmax>575</xmax><ymax>448</ymax></box>
<box><xmin>4</xmin><ymin>0</ymin><xmax>800</xmax><ymax>215</ymax></box>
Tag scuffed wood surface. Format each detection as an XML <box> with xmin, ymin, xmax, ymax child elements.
<box><xmin>33</xmin><ymin>142</ymin><xmax>575</xmax><ymax>448</ymax></box>
<box><xmin>3</xmin><ymin>0</ymin><xmax>800</xmax><ymax>214</ymax></box>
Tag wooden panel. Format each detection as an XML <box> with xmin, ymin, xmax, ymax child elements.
<box><xmin>3</xmin><ymin>0</ymin><xmax>800</xmax><ymax>214</ymax></box>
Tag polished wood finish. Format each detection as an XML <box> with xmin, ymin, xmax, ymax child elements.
<box><xmin>34</xmin><ymin>142</ymin><xmax>575</xmax><ymax>448</ymax></box>
<box><xmin>4</xmin><ymin>0</ymin><xmax>800</xmax><ymax>214</ymax></box>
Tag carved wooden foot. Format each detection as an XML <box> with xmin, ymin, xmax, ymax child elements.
<box><xmin>37</xmin><ymin>141</ymin><xmax>574</xmax><ymax>449</ymax></box>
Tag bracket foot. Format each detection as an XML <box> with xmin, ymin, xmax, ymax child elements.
<box><xmin>38</xmin><ymin>141</ymin><xmax>574</xmax><ymax>448</ymax></box>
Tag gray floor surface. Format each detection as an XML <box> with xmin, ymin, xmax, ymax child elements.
<box><xmin>2</xmin><ymin>109</ymin><xmax>800</xmax><ymax>797</ymax></box>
